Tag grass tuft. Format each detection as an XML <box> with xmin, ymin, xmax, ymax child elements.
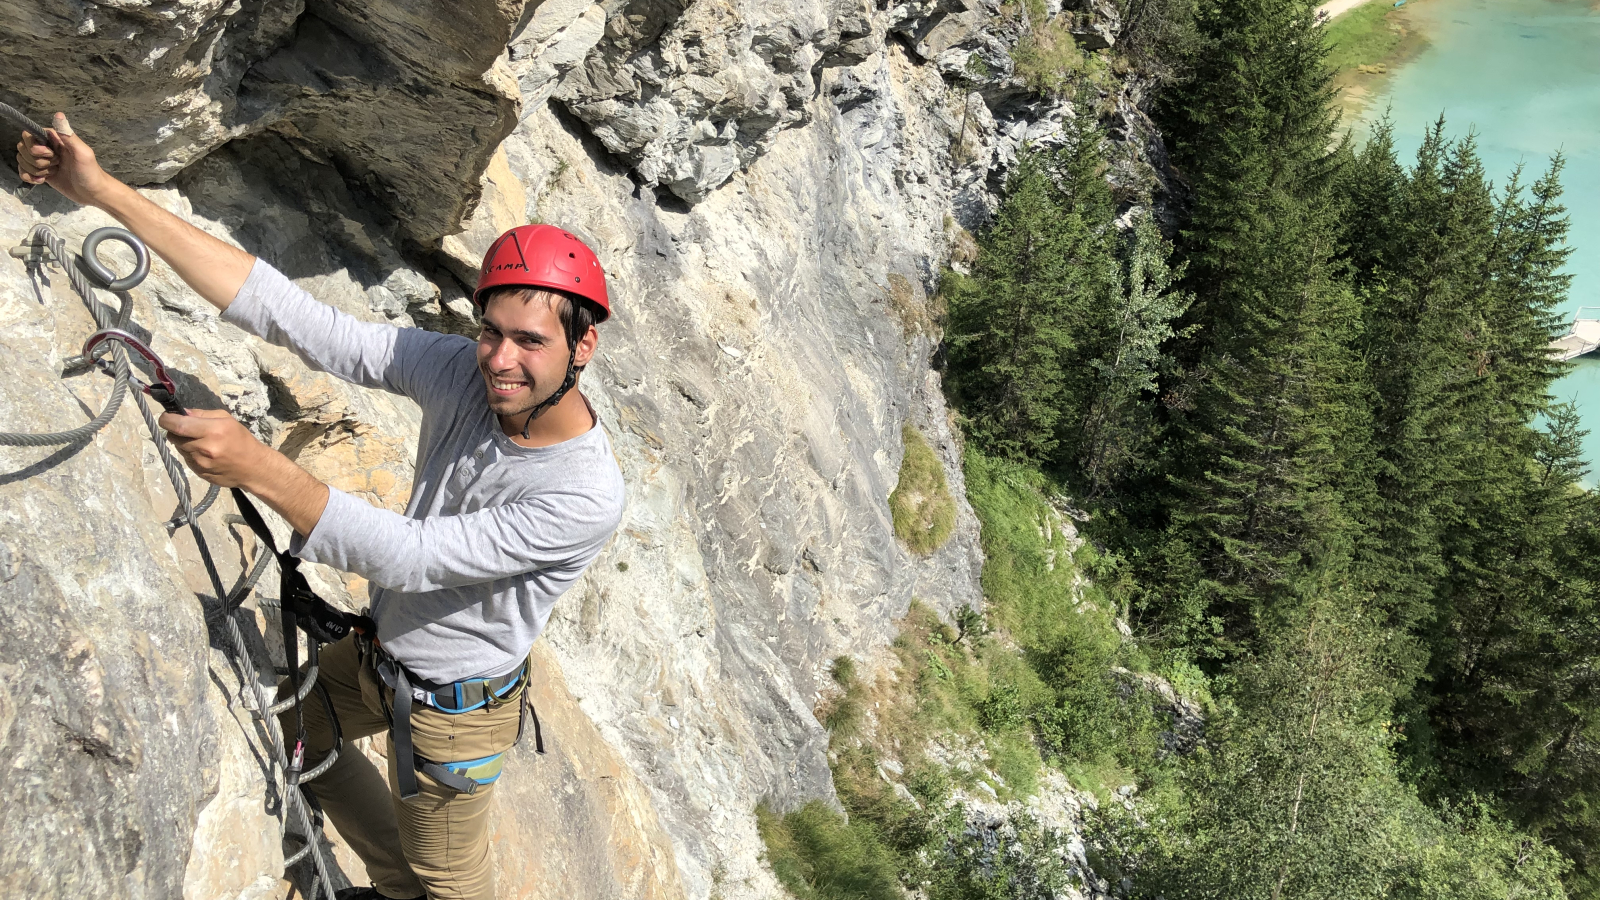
<box><xmin>890</xmin><ymin>426</ymin><xmax>958</xmax><ymax>555</ymax></box>
<box><xmin>821</xmin><ymin>655</ymin><xmax>869</xmax><ymax>740</ymax></box>
<box><xmin>755</xmin><ymin>802</ymin><xmax>904</xmax><ymax>900</ymax></box>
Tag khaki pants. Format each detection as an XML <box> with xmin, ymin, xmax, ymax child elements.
<box><xmin>278</xmin><ymin>635</ymin><xmax>524</xmax><ymax>900</ymax></box>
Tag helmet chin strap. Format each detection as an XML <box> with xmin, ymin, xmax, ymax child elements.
<box><xmin>519</xmin><ymin>337</ymin><xmax>582</xmax><ymax>440</ymax></box>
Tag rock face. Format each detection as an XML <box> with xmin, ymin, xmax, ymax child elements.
<box><xmin>0</xmin><ymin>0</ymin><xmax>1159</xmax><ymax>896</ymax></box>
<box><xmin>0</xmin><ymin>0</ymin><xmax>525</xmax><ymax>245</ymax></box>
<box><xmin>0</xmin><ymin>201</ymin><xmax>216</xmax><ymax>898</ymax></box>
<box><xmin>550</xmin><ymin>0</ymin><xmax>878</xmax><ymax>201</ymax></box>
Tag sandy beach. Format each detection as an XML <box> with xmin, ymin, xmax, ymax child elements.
<box><xmin>1318</xmin><ymin>0</ymin><xmax>1380</xmax><ymax>21</ymax></box>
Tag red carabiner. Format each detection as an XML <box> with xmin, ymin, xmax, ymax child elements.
<box><xmin>81</xmin><ymin>328</ymin><xmax>185</xmax><ymax>414</ymax></box>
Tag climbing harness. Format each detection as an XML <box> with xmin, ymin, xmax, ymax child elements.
<box><xmin>229</xmin><ymin>487</ymin><xmax>373</xmax><ymax>780</ymax></box>
<box><xmin>371</xmin><ymin>642</ymin><xmax>542</xmax><ymax>799</ymax></box>
<box><xmin>1</xmin><ymin>215</ymin><xmax>340</xmax><ymax>896</ymax></box>
<box><xmin>226</xmin><ymin>483</ymin><xmax>541</xmax><ymax>802</ymax></box>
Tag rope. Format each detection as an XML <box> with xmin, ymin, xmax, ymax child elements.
<box><xmin>3</xmin><ymin>220</ymin><xmax>337</xmax><ymax>896</ymax></box>
<box><xmin>136</xmin><ymin>390</ymin><xmax>336</xmax><ymax>896</ymax></box>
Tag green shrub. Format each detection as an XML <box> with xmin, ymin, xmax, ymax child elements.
<box><xmin>963</xmin><ymin>449</ymin><xmax>1170</xmax><ymax>793</ymax></box>
<box><xmin>890</xmin><ymin>426</ymin><xmax>957</xmax><ymax>555</ymax></box>
<box><xmin>978</xmin><ymin>679</ymin><xmax>1027</xmax><ymax>733</ymax></box>
<box><xmin>924</xmin><ymin>811</ymin><xmax>1075</xmax><ymax>900</ymax></box>
<box><xmin>954</xmin><ymin>605</ymin><xmax>987</xmax><ymax>644</ymax></box>
<box><xmin>1003</xmin><ymin>0</ymin><xmax>1115</xmax><ymax>100</ymax></box>
<box><xmin>1012</xmin><ymin>17</ymin><xmax>1112</xmax><ymax>99</ymax></box>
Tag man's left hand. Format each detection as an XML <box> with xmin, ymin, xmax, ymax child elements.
<box><xmin>159</xmin><ymin>408</ymin><xmax>272</xmax><ymax>489</ymax></box>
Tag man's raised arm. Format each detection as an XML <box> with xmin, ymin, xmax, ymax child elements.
<box><xmin>17</xmin><ymin>114</ymin><xmax>329</xmax><ymax>535</ymax></box>
<box><xmin>16</xmin><ymin>113</ymin><xmax>254</xmax><ymax>310</ymax></box>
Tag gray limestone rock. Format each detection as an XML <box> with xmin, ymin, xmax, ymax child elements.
<box><xmin>552</xmin><ymin>0</ymin><xmax>881</xmax><ymax>201</ymax></box>
<box><xmin>0</xmin><ymin>189</ymin><xmax>250</xmax><ymax>900</ymax></box>
<box><xmin>0</xmin><ymin>0</ymin><xmax>302</xmax><ymax>180</ymax></box>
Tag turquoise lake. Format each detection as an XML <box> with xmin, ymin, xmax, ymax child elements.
<box><xmin>1349</xmin><ymin>0</ymin><xmax>1600</xmax><ymax>469</ymax></box>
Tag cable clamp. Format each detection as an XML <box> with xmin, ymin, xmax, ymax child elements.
<box><xmin>8</xmin><ymin>236</ymin><xmax>50</xmax><ymax>262</ymax></box>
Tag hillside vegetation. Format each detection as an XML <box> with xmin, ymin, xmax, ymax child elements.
<box><xmin>765</xmin><ymin>0</ymin><xmax>1600</xmax><ymax>896</ymax></box>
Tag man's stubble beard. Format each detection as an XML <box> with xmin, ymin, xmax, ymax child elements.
<box><xmin>487</xmin><ymin>379</ymin><xmax>548</xmax><ymax>418</ymax></box>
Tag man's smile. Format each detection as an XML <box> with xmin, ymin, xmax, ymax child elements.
<box><xmin>488</xmin><ymin>376</ymin><xmax>528</xmax><ymax>397</ymax></box>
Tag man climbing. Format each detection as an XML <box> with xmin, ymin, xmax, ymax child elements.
<box><xmin>18</xmin><ymin>116</ymin><xmax>626</xmax><ymax>900</ymax></box>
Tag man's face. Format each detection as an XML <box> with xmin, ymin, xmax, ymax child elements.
<box><xmin>475</xmin><ymin>291</ymin><xmax>582</xmax><ymax>419</ymax></box>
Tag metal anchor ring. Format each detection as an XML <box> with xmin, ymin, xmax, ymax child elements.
<box><xmin>80</xmin><ymin>227</ymin><xmax>150</xmax><ymax>292</ymax></box>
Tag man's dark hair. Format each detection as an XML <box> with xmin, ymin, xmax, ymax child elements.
<box><xmin>553</xmin><ymin>293</ymin><xmax>600</xmax><ymax>367</ymax></box>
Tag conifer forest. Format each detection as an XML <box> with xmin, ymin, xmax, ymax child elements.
<box><xmin>762</xmin><ymin>0</ymin><xmax>1600</xmax><ymax>897</ymax></box>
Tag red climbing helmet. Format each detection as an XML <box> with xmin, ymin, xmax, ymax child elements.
<box><xmin>473</xmin><ymin>224</ymin><xmax>610</xmax><ymax>321</ymax></box>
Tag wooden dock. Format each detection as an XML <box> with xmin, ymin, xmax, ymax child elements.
<box><xmin>1552</xmin><ymin>310</ymin><xmax>1600</xmax><ymax>361</ymax></box>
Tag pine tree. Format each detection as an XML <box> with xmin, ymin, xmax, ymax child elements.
<box><xmin>1336</xmin><ymin>118</ymin><xmax>1407</xmax><ymax>283</ymax></box>
<box><xmin>1075</xmin><ymin>211</ymin><xmax>1191</xmax><ymax>497</ymax></box>
<box><xmin>1421</xmin><ymin>405</ymin><xmax>1600</xmax><ymax>895</ymax></box>
<box><xmin>1130</xmin><ymin>0</ymin><xmax>1371</xmax><ymax>649</ymax></box>
<box><xmin>1332</xmin><ymin>127</ymin><xmax>1522</xmax><ymax>679</ymax></box>
<box><xmin>1412</xmin><ymin>152</ymin><xmax>1576</xmax><ymax>763</ymax></box>
<box><xmin>1157</xmin><ymin>186</ymin><xmax>1364</xmax><ymax>644</ymax></box>
<box><xmin>1154</xmin><ymin>0</ymin><xmax>1344</xmax><ymax>353</ymax></box>
<box><xmin>1132</xmin><ymin>572</ymin><xmax>1573</xmax><ymax>900</ymax></box>
<box><xmin>944</xmin><ymin>129</ymin><xmax>1121</xmax><ymax>464</ymax></box>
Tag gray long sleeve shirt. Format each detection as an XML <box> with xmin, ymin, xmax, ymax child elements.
<box><xmin>224</xmin><ymin>260</ymin><xmax>626</xmax><ymax>683</ymax></box>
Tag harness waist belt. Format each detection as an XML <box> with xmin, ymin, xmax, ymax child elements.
<box><xmin>406</xmin><ymin>665</ymin><xmax>524</xmax><ymax>713</ymax></box>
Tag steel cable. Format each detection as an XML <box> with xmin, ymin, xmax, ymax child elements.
<box><xmin>1</xmin><ymin>223</ymin><xmax>138</xmax><ymax>446</ymax></box>
<box><xmin>0</xmin><ymin>101</ymin><xmax>49</xmax><ymax>143</ymax></box>
<box><xmin>120</xmin><ymin>311</ymin><xmax>338</xmax><ymax>895</ymax></box>
<box><xmin>131</xmin><ymin>386</ymin><xmax>336</xmax><ymax>898</ymax></box>
<box><xmin>0</xmin><ymin>204</ymin><xmax>338</xmax><ymax>895</ymax></box>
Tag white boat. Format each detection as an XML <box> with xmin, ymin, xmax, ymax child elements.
<box><xmin>1550</xmin><ymin>308</ymin><xmax>1600</xmax><ymax>361</ymax></box>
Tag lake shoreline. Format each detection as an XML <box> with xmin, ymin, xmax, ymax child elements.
<box><xmin>1325</xmin><ymin>0</ymin><xmax>1444</xmax><ymax>127</ymax></box>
